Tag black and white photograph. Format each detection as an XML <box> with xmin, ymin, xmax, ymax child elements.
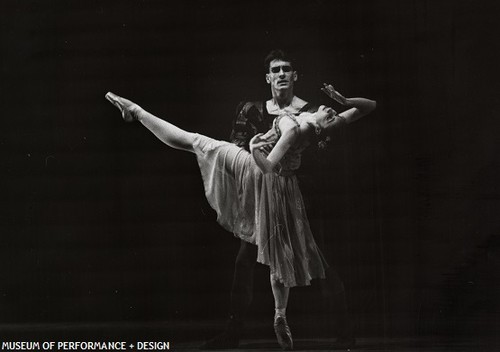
<box><xmin>1</xmin><ymin>0</ymin><xmax>499</xmax><ymax>351</ymax></box>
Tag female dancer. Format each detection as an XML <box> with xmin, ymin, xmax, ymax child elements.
<box><xmin>106</xmin><ymin>86</ymin><xmax>375</xmax><ymax>350</ymax></box>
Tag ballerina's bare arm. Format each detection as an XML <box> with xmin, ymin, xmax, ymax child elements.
<box><xmin>322</xmin><ymin>83</ymin><xmax>377</xmax><ymax>124</ymax></box>
<box><xmin>250</xmin><ymin>117</ymin><xmax>299</xmax><ymax>174</ymax></box>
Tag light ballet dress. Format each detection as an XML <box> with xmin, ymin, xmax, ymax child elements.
<box><xmin>193</xmin><ymin>114</ymin><xmax>327</xmax><ymax>287</ymax></box>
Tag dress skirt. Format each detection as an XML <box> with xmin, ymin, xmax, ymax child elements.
<box><xmin>193</xmin><ymin>134</ymin><xmax>327</xmax><ymax>287</ymax></box>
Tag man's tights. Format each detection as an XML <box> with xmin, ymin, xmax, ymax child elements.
<box><xmin>230</xmin><ymin>240</ymin><xmax>257</xmax><ymax>319</ymax></box>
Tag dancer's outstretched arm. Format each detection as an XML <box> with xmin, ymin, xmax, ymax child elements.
<box><xmin>322</xmin><ymin>84</ymin><xmax>377</xmax><ymax>124</ymax></box>
<box><xmin>106</xmin><ymin>92</ymin><xmax>196</xmax><ymax>153</ymax></box>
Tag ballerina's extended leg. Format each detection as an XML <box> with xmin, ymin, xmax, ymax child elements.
<box><xmin>105</xmin><ymin>92</ymin><xmax>196</xmax><ymax>153</ymax></box>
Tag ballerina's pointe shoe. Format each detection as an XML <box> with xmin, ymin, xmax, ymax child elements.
<box><xmin>105</xmin><ymin>92</ymin><xmax>139</xmax><ymax>122</ymax></box>
<box><xmin>274</xmin><ymin>316</ymin><xmax>293</xmax><ymax>350</ymax></box>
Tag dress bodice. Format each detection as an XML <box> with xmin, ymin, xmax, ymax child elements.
<box><xmin>258</xmin><ymin>114</ymin><xmax>309</xmax><ymax>175</ymax></box>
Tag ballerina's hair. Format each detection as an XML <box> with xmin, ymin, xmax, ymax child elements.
<box><xmin>315</xmin><ymin>127</ymin><xmax>331</xmax><ymax>150</ymax></box>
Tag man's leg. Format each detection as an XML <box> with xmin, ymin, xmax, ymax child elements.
<box><xmin>306</xmin><ymin>197</ymin><xmax>355</xmax><ymax>347</ymax></box>
<box><xmin>230</xmin><ymin>241</ymin><xmax>258</xmax><ymax>318</ymax></box>
<box><xmin>323</xmin><ymin>268</ymin><xmax>356</xmax><ymax>348</ymax></box>
<box><xmin>200</xmin><ymin>240</ymin><xmax>257</xmax><ymax>349</ymax></box>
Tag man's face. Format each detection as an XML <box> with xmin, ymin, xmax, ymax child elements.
<box><xmin>266</xmin><ymin>59</ymin><xmax>297</xmax><ymax>92</ymax></box>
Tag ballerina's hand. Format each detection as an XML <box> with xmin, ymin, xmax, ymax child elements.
<box><xmin>321</xmin><ymin>83</ymin><xmax>348</xmax><ymax>105</ymax></box>
<box><xmin>250</xmin><ymin>133</ymin><xmax>273</xmax><ymax>153</ymax></box>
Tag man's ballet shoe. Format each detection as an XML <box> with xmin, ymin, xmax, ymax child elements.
<box><xmin>331</xmin><ymin>336</ymin><xmax>356</xmax><ymax>350</ymax></box>
<box><xmin>199</xmin><ymin>315</ymin><xmax>242</xmax><ymax>350</ymax></box>
<box><xmin>105</xmin><ymin>92</ymin><xmax>139</xmax><ymax>122</ymax></box>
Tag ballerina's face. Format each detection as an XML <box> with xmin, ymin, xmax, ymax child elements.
<box><xmin>314</xmin><ymin>105</ymin><xmax>337</xmax><ymax>133</ymax></box>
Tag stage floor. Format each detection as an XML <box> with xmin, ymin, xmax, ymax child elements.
<box><xmin>0</xmin><ymin>320</ymin><xmax>496</xmax><ymax>351</ymax></box>
<box><xmin>174</xmin><ymin>337</ymin><xmax>494</xmax><ymax>351</ymax></box>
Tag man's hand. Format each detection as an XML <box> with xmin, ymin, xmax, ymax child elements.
<box><xmin>321</xmin><ymin>83</ymin><xmax>348</xmax><ymax>105</ymax></box>
<box><xmin>250</xmin><ymin>133</ymin><xmax>273</xmax><ymax>153</ymax></box>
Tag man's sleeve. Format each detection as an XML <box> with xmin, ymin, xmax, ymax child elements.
<box><xmin>229</xmin><ymin>102</ymin><xmax>259</xmax><ymax>151</ymax></box>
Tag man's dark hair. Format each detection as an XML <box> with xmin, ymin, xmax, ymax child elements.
<box><xmin>264</xmin><ymin>49</ymin><xmax>295</xmax><ymax>72</ymax></box>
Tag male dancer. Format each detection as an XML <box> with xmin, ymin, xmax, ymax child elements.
<box><xmin>201</xmin><ymin>49</ymin><xmax>355</xmax><ymax>350</ymax></box>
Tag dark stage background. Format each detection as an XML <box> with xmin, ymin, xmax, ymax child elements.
<box><xmin>1</xmin><ymin>0</ymin><xmax>499</xmax><ymax>342</ymax></box>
